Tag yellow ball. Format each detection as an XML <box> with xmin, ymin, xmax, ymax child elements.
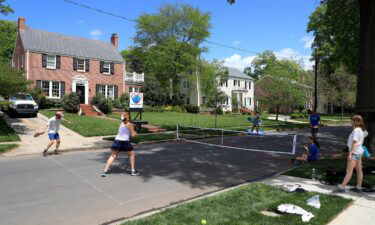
<box><xmin>201</xmin><ymin>219</ymin><xmax>207</xmax><ymax>224</ymax></box>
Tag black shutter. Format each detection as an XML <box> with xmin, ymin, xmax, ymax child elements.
<box><xmin>42</xmin><ymin>54</ymin><xmax>47</xmax><ymax>67</ymax></box>
<box><xmin>73</xmin><ymin>58</ymin><xmax>77</xmax><ymax>71</ymax></box>
<box><xmin>110</xmin><ymin>62</ymin><xmax>114</xmax><ymax>75</ymax></box>
<box><xmin>36</xmin><ymin>80</ymin><xmax>42</xmax><ymax>88</ymax></box>
<box><xmin>56</xmin><ymin>55</ymin><xmax>61</xmax><ymax>69</ymax></box>
<box><xmin>60</xmin><ymin>82</ymin><xmax>65</xmax><ymax>97</ymax></box>
<box><xmin>245</xmin><ymin>82</ymin><xmax>247</xmax><ymax>89</ymax></box>
<box><xmin>114</xmin><ymin>85</ymin><xmax>118</xmax><ymax>99</ymax></box>
<box><xmin>100</xmin><ymin>61</ymin><xmax>104</xmax><ymax>73</ymax></box>
<box><xmin>96</xmin><ymin>84</ymin><xmax>100</xmax><ymax>94</ymax></box>
<box><xmin>85</xmin><ymin>59</ymin><xmax>90</xmax><ymax>72</ymax></box>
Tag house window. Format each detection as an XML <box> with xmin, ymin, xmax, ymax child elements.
<box><xmin>77</xmin><ymin>59</ymin><xmax>85</xmax><ymax>71</ymax></box>
<box><xmin>249</xmin><ymin>98</ymin><xmax>252</xmax><ymax>106</ymax></box>
<box><xmin>186</xmin><ymin>97</ymin><xmax>190</xmax><ymax>105</ymax></box>
<box><xmin>129</xmin><ymin>87</ymin><xmax>140</xmax><ymax>93</ymax></box>
<box><xmin>249</xmin><ymin>82</ymin><xmax>251</xmax><ymax>89</ymax></box>
<box><xmin>226</xmin><ymin>80</ymin><xmax>228</xmax><ymax>87</ymax></box>
<box><xmin>182</xmin><ymin>80</ymin><xmax>190</xmax><ymax>89</ymax></box>
<box><xmin>46</xmin><ymin>55</ymin><xmax>56</xmax><ymax>69</ymax></box>
<box><xmin>103</xmin><ymin>62</ymin><xmax>110</xmax><ymax>74</ymax></box>
<box><xmin>99</xmin><ymin>85</ymin><xmax>106</xmax><ymax>96</ymax></box>
<box><xmin>41</xmin><ymin>80</ymin><xmax>61</xmax><ymax>98</ymax></box>
<box><xmin>202</xmin><ymin>96</ymin><xmax>206</xmax><ymax>104</ymax></box>
<box><xmin>245</xmin><ymin>82</ymin><xmax>247</xmax><ymax>89</ymax></box>
<box><xmin>234</xmin><ymin>80</ymin><xmax>237</xmax><ymax>86</ymax></box>
<box><xmin>98</xmin><ymin>84</ymin><xmax>114</xmax><ymax>99</ymax></box>
<box><xmin>238</xmin><ymin>80</ymin><xmax>241</xmax><ymax>87</ymax></box>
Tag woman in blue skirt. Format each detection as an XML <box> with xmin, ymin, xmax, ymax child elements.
<box><xmin>101</xmin><ymin>112</ymin><xmax>139</xmax><ymax>177</ymax></box>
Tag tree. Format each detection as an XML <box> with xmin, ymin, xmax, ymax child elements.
<box><xmin>0</xmin><ymin>20</ymin><xmax>17</xmax><ymax>63</ymax></box>
<box><xmin>251</xmin><ymin>50</ymin><xmax>278</xmax><ymax>80</ymax></box>
<box><xmin>0</xmin><ymin>0</ymin><xmax>14</xmax><ymax>16</ymax></box>
<box><xmin>140</xmin><ymin>74</ymin><xmax>168</xmax><ymax>106</ymax></box>
<box><xmin>134</xmin><ymin>4</ymin><xmax>211</xmax><ymax>105</ymax></box>
<box><xmin>0</xmin><ymin>63</ymin><xmax>29</xmax><ymax>98</ymax></box>
<box><xmin>121</xmin><ymin>47</ymin><xmax>145</xmax><ymax>73</ymax></box>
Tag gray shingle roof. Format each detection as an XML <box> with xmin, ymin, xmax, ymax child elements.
<box><xmin>227</xmin><ymin>67</ymin><xmax>253</xmax><ymax>80</ymax></box>
<box><xmin>19</xmin><ymin>29</ymin><xmax>124</xmax><ymax>63</ymax></box>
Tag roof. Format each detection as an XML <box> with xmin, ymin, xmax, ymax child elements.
<box><xmin>19</xmin><ymin>29</ymin><xmax>124</xmax><ymax>63</ymax></box>
<box><xmin>227</xmin><ymin>67</ymin><xmax>253</xmax><ymax>80</ymax></box>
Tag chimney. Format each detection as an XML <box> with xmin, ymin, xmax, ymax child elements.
<box><xmin>18</xmin><ymin>17</ymin><xmax>26</xmax><ymax>30</ymax></box>
<box><xmin>111</xmin><ymin>33</ymin><xmax>118</xmax><ymax>49</ymax></box>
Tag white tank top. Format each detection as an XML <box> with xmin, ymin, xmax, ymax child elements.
<box><xmin>115</xmin><ymin>123</ymin><xmax>130</xmax><ymax>141</ymax></box>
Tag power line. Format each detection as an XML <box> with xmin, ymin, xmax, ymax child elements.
<box><xmin>62</xmin><ymin>0</ymin><xmax>260</xmax><ymax>54</ymax></box>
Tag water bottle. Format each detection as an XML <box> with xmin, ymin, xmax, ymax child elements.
<box><xmin>312</xmin><ymin>168</ymin><xmax>316</xmax><ymax>180</ymax></box>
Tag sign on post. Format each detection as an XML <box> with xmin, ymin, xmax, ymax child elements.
<box><xmin>129</xmin><ymin>92</ymin><xmax>143</xmax><ymax>109</ymax></box>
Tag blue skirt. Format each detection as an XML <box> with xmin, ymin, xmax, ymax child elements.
<box><xmin>111</xmin><ymin>140</ymin><xmax>133</xmax><ymax>152</ymax></box>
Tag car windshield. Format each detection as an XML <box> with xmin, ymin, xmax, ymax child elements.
<box><xmin>10</xmin><ymin>94</ymin><xmax>34</xmax><ymax>101</ymax></box>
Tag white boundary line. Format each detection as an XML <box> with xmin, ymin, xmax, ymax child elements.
<box><xmin>48</xmin><ymin>157</ymin><xmax>123</xmax><ymax>205</ymax></box>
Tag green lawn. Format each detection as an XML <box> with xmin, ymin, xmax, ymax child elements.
<box><xmin>295</xmin><ymin>113</ymin><xmax>351</xmax><ymax>125</ymax></box>
<box><xmin>40</xmin><ymin>110</ymin><xmax>121</xmax><ymax>137</ymax></box>
<box><xmin>122</xmin><ymin>183</ymin><xmax>351</xmax><ymax>225</ymax></box>
<box><xmin>0</xmin><ymin>144</ymin><xmax>18</xmax><ymax>154</ymax></box>
<box><xmin>0</xmin><ymin>117</ymin><xmax>20</xmax><ymax>142</ymax></box>
<box><xmin>284</xmin><ymin>159</ymin><xmax>375</xmax><ymax>188</ymax></box>
<box><xmin>108</xmin><ymin>112</ymin><xmax>309</xmax><ymax>131</ymax></box>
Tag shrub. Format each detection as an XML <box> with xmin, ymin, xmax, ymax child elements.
<box><xmin>62</xmin><ymin>93</ymin><xmax>80</xmax><ymax>113</ymax></box>
<box><xmin>164</xmin><ymin>105</ymin><xmax>173</xmax><ymax>112</ymax></box>
<box><xmin>290</xmin><ymin>113</ymin><xmax>309</xmax><ymax>119</ymax></box>
<box><xmin>119</xmin><ymin>93</ymin><xmax>129</xmax><ymax>110</ymax></box>
<box><xmin>143</xmin><ymin>105</ymin><xmax>164</xmax><ymax>112</ymax></box>
<box><xmin>225</xmin><ymin>110</ymin><xmax>231</xmax><ymax>115</ymax></box>
<box><xmin>186</xmin><ymin>105</ymin><xmax>200</xmax><ymax>114</ymax></box>
<box><xmin>92</xmin><ymin>94</ymin><xmax>113</xmax><ymax>114</ymax></box>
<box><xmin>29</xmin><ymin>88</ymin><xmax>48</xmax><ymax>109</ymax></box>
<box><xmin>172</xmin><ymin>105</ymin><xmax>186</xmax><ymax>113</ymax></box>
<box><xmin>215</xmin><ymin>107</ymin><xmax>223</xmax><ymax>115</ymax></box>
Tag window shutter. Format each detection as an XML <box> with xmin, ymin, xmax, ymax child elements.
<box><xmin>110</xmin><ymin>62</ymin><xmax>114</xmax><ymax>75</ymax></box>
<box><xmin>85</xmin><ymin>59</ymin><xmax>90</xmax><ymax>72</ymax></box>
<box><xmin>100</xmin><ymin>61</ymin><xmax>104</xmax><ymax>73</ymax></box>
<box><xmin>73</xmin><ymin>58</ymin><xmax>77</xmax><ymax>71</ymax></box>
<box><xmin>42</xmin><ymin>54</ymin><xmax>47</xmax><ymax>67</ymax></box>
<box><xmin>36</xmin><ymin>80</ymin><xmax>42</xmax><ymax>89</ymax></box>
<box><xmin>114</xmin><ymin>85</ymin><xmax>118</xmax><ymax>99</ymax></box>
<box><xmin>56</xmin><ymin>55</ymin><xmax>61</xmax><ymax>69</ymax></box>
<box><xmin>60</xmin><ymin>82</ymin><xmax>65</xmax><ymax>97</ymax></box>
<box><xmin>96</xmin><ymin>84</ymin><xmax>100</xmax><ymax>93</ymax></box>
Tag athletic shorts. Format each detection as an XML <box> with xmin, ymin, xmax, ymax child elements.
<box><xmin>48</xmin><ymin>133</ymin><xmax>60</xmax><ymax>140</ymax></box>
<box><xmin>351</xmin><ymin>153</ymin><xmax>363</xmax><ymax>161</ymax></box>
<box><xmin>111</xmin><ymin>140</ymin><xmax>134</xmax><ymax>152</ymax></box>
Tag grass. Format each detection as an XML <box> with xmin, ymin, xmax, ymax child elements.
<box><xmin>294</xmin><ymin>113</ymin><xmax>351</xmax><ymax>125</ymax></box>
<box><xmin>40</xmin><ymin>110</ymin><xmax>121</xmax><ymax>137</ymax></box>
<box><xmin>0</xmin><ymin>144</ymin><xmax>18</xmax><ymax>154</ymax></box>
<box><xmin>284</xmin><ymin>158</ymin><xmax>375</xmax><ymax>188</ymax></box>
<box><xmin>0</xmin><ymin>117</ymin><xmax>20</xmax><ymax>142</ymax></box>
<box><xmin>122</xmin><ymin>183</ymin><xmax>351</xmax><ymax>225</ymax></box>
<box><xmin>108</xmin><ymin>112</ymin><xmax>309</xmax><ymax>131</ymax></box>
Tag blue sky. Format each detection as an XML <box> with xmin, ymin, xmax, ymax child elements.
<box><xmin>4</xmin><ymin>0</ymin><xmax>318</xmax><ymax>70</ymax></box>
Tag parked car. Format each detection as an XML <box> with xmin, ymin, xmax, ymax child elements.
<box><xmin>6</xmin><ymin>93</ymin><xmax>39</xmax><ymax>117</ymax></box>
<box><xmin>240</xmin><ymin>107</ymin><xmax>252</xmax><ymax>115</ymax></box>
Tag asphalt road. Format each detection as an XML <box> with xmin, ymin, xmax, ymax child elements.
<box><xmin>0</xmin><ymin>126</ymin><xmax>351</xmax><ymax>225</ymax></box>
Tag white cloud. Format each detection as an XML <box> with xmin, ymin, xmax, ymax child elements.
<box><xmin>299</xmin><ymin>36</ymin><xmax>314</xmax><ymax>49</ymax></box>
<box><xmin>223</xmin><ymin>48</ymin><xmax>314</xmax><ymax>71</ymax></box>
<box><xmin>232</xmin><ymin>40</ymin><xmax>242</xmax><ymax>47</ymax></box>
<box><xmin>223</xmin><ymin>54</ymin><xmax>255</xmax><ymax>71</ymax></box>
<box><xmin>90</xmin><ymin>29</ymin><xmax>103</xmax><ymax>36</ymax></box>
<box><xmin>77</xmin><ymin>20</ymin><xmax>85</xmax><ymax>24</ymax></box>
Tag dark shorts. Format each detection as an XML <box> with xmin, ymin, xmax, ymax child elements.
<box><xmin>48</xmin><ymin>133</ymin><xmax>60</xmax><ymax>140</ymax></box>
<box><xmin>111</xmin><ymin>140</ymin><xmax>134</xmax><ymax>152</ymax></box>
<box><xmin>311</xmin><ymin>127</ymin><xmax>318</xmax><ymax>134</ymax></box>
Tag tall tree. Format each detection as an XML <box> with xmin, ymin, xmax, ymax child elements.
<box><xmin>0</xmin><ymin>63</ymin><xmax>29</xmax><ymax>98</ymax></box>
<box><xmin>0</xmin><ymin>0</ymin><xmax>14</xmax><ymax>16</ymax></box>
<box><xmin>134</xmin><ymin>4</ymin><xmax>211</xmax><ymax>105</ymax></box>
<box><xmin>121</xmin><ymin>47</ymin><xmax>145</xmax><ymax>73</ymax></box>
<box><xmin>251</xmin><ymin>50</ymin><xmax>278</xmax><ymax>80</ymax></box>
<box><xmin>0</xmin><ymin>20</ymin><xmax>17</xmax><ymax>63</ymax></box>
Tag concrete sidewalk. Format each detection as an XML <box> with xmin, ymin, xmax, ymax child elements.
<box><xmin>2</xmin><ymin>113</ymin><xmax>112</xmax><ymax>156</ymax></box>
<box><xmin>262</xmin><ymin>175</ymin><xmax>375</xmax><ymax>225</ymax></box>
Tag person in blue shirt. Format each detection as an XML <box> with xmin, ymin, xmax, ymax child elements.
<box><xmin>309</xmin><ymin>110</ymin><xmax>321</xmax><ymax>139</ymax></box>
<box><xmin>291</xmin><ymin>136</ymin><xmax>319</xmax><ymax>163</ymax></box>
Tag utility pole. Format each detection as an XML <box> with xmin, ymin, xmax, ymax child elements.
<box><xmin>314</xmin><ymin>57</ymin><xmax>318</xmax><ymax>112</ymax></box>
<box><xmin>214</xmin><ymin>90</ymin><xmax>218</xmax><ymax>128</ymax></box>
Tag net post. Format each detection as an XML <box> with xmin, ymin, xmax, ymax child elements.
<box><xmin>292</xmin><ymin>134</ymin><xmax>297</xmax><ymax>155</ymax></box>
<box><xmin>176</xmin><ymin>124</ymin><xmax>179</xmax><ymax>141</ymax></box>
<box><xmin>221</xmin><ymin>129</ymin><xmax>224</xmax><ymax>145</ymax></box>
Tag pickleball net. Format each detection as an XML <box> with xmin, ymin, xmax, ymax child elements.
<box><xmin>176</xmin><ymin>125</ymin><xmax>298</xmax><ymax>155</ymax></box>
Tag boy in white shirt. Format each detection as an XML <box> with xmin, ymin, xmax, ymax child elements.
<box><xmin>37</xmin><ymin>112</ymin><xmax>63</xmax><ymax>156</ymax></box>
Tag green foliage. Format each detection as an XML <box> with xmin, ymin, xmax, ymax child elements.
<box><xmin>185</xmin><ymin>104</ymin><xmax>199</xmax><ymax>113</ymax></box>
<box><xmin>163</xmin><ymin>105</ymin><xmax>186</xmax><ymax>113</ymax></box>
<box><xmin>0</xmin><ymin>63</ymin><xmax>30</xmax><ymax>98</ymax></box>
<box><xmin>290</xmin><ymin>113</ymin><xmax>309</xmax><ymax>119</ymax></box>
<box><xmin>92</xmin><ymin>94</ymin><xmax>113</xmax><ymax>114</ymax></box>
<box><xmin>113</xmin><ymin>93</ymin><xmax>129</xmax><ymax>110</ymax></box>
<box><xmin>0</xmin><ymin>0</ymin><xmax>14</xmax><ymax>16</ymax></box>
<box><xmin>121</xmin><ymin>47</ymin><xmax>145</xmax><ymax>73</ymax></box>
<box><xmin>143</xmin><ymin>105</ymin><xmax>165</xmax><ymax>112</ymax></box>
<box><xmin>0</xmin><ymin>20</ymin><xmax>17</xmax><ymax>63</ymax></box>
<box><xmin>251</xmin><ymin>50</ymin><xmax>278</xmax><ymax>80</ymax></box>
<box><xmin>140</xmin><ymin>74</ymin><xmax>167</xmax><ymax>106</ymax></box>
<box><xmin>62</xmin><ymin>93</ymin><xmax>80</xmax><ymax>113</ymax></box>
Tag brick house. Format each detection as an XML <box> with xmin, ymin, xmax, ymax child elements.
<box><xmin>12</xmin><ymin>17</ymin><xmax>126</xmax><ymax>106</ymax></box>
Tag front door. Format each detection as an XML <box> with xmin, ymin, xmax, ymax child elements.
<box><xmin>76</xmin><ymin>85</ymin><xmax>85</xmax><ymax>104</ymax></box>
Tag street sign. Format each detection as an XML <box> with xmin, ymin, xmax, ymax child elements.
<box><xmin>129</xmin><ymin>92</ymin><xmax>143</xmax><ymax>109</ymax></box>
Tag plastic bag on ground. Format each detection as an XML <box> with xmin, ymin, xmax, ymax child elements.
<box><xmin>278</xmin><ymin>204</ymin><xmax>315</xmax><ymax>222</ymax></box>
<box><xmin>307</xmin><ymin>195</ymin><xmax>321</xmax><ymax>209</ymax></box>
<box><xmin>280</xmin><ymin>184</ymin><xmax>301</xmax><ymax>193</ymax></box>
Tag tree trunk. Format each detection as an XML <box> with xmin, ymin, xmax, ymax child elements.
<box><xmin>341</xmin><ymin>105</ymin><xmax>344</xmax><ymax>121</ymax></box>
<box><xmin>357</xmin><ymin>0</ymin><xmax>375</xmax><ymax>152</ymax></box>
<box><xmin>330</xmin><ymin>102</ymin><xmax>334</xmax><ymax>114</ymax></box>
<box><xmin>276</xmin><ymin>106</ymin><xmax>279</xmax><ymax>121</ymax></box>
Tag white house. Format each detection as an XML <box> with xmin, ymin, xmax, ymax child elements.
<box><xmin>180</xmin><ymin>67</ymin><xmax>255</xmax><ymax>112</ymax></box>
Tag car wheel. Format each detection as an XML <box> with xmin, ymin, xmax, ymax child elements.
<box><xmin>32</xmin><ymin>113</ymin><xmax>38</xmax><ymax>117</ymax></box>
